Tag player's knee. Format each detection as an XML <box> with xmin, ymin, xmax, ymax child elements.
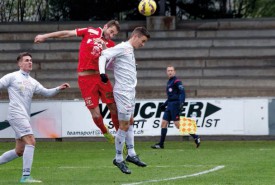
<box><xmin>15</xmin><ymin>148</ymin><xmax>24</xmax><ymax>156</ymax></box>
<box><xmin>119</xmin><ymin>121</ymin><xmax>130</xmax><ymax>131</ymax></box>
<box><xmin>161</xmin><ymin>121</ymin><xmax>168</xmax><ymax>128</ymax></box>
<box><xmin>130</xmin><ymin>117</ymin><xmax>134</xmax><ymax>125</ymax></box>
<box><xmin>107</xmin><ymin>103</ymin><xmax>117</xmax><ymax>114</ymax></box>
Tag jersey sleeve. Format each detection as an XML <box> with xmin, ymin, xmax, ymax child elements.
<box><xmin>99</xmin><ymin>44</ymin><xmax>124</xmax><ymax>74</ymax></box>
<box><xmin>0</xmin><ymin>73</ymin><xmax>12</xmax><ymax>89</ymax></box>
<box><xmin>101</xmin><ymin>44</ymin><xmax>124</xmax><ymax>61</ymax></box>
<box><xmin>175</xmin><ymin>80</ymin><xmax>186</xmax><ymax>104</ymax></box>
<box><xmin>76</xmin><ymin>27</ymin><xmax>102</xmax><ymax>38</ymax></box>
<box><xmin>34</xmin><ymin>80</ymin><xmax>60</xmax><ymax>97</ymax></box>
<box><xmin>76</xmin><ymin>27</ymin><xmax>88</xmax><ymax>37</ymax></box>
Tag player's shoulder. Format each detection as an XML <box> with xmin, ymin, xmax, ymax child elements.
<box><xmin>77</xmin><ymin>26</ymin><xmax>101</xmax><ymax>36</ymax></box>
<box><xmin>108</xmin><ymin>39</ymin><xmax>116</xmax><ymax>47</ymax></box>
<box><xmin>174</xmin><ymin>77</ymin><xmax>183</xmax><ymax>84</ymax></box>
<box><xmin>7</xmin><ymin>71</ymin><xmax>19</xmax><ymax>78</ymax></box>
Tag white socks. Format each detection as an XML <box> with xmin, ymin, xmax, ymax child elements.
<box><xmin>125</xmin><ymin>125</ymin><xmax>136</xmax><ymax>157</ymax></box>
<box><xmin>115</xmin><ymin>129</ymin><xmax>126</xmax><ymax>162</ymax></box>
<box><xmin>22</xmin><ymin>145</ymin><xmax>35</xmax><ymax>176</ymax></box>
<box><xmin>0</xmin><ymin>149</ymin><xmax>19</xmax><ymax>164</ymax></box>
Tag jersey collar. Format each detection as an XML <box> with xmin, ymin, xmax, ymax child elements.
<box><xmin>20</xmin><ymin>70</ymin><xmax>30</xmax><ymax>77</ymax></box>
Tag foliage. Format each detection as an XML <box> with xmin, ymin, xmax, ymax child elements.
<box><xmin>1</xmin><ymin>0</ymin><xmax>275</xmax><ymax>22</ymax></box>
<box><xmin>176</xmin><ymin>0</ymin><xmax>259</xmax><ymax>19</ymax></box>
<box><xmin>0</xmin><ymin>0</ymin><xmax>48</xmax><ymax>22</ymax></box>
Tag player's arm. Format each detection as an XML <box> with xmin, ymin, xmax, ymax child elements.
<box><xmin>99</xmin><ymin>55</ymin><xmax>108</xmax><ymax>83</ymax></box>
<box><xmin>34</xmin><ymin>30</ymin><xmax>76</xmax><ymax>43</ymax></box>
<box><xmin>176</xmin><ymin>81</ymin><xmax>186</xmax><ymax>110</ymax></box>
<box><xmin>35</xmin><ymin>81</ymin><xmax>70</xmax><ymax>97</ymax></box>
<box><xmin>160</xmin><ymin>100</ymin><xmax>168</xmax><ymax>111</ymax></box>
<box><xmin>94</xmin><ymin>38</ymin><xmax>107</xmax><ymax>50</ymax></box>
<box><xmin>0</xmin><ymin>73</ymin><xmax>12</xmax><ymax>90</ymax></box>
<box><xmin>99</xmin><ymin>45</ymin><xmax>123</xmax><ymax>83</ymax></box>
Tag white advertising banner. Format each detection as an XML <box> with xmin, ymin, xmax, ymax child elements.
<box><xmin>61</xmin><ymin>98</ymin><xmax>269</xmax><ymax>137</ymax></box>
<box><xmin>0</xmin><ymin>102</ymin><xmax>62</xmax><ymax>138</ymax></box>
<box><xmin>0</xmin><ymin>98</ymin><xmax>269</xmax><ymax>138</ymax></box>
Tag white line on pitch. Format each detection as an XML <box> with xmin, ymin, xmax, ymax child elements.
<box><xmin>121</xmin><ymin>165</ymin><xmax>225</xmax><ymax>185</ymax></box>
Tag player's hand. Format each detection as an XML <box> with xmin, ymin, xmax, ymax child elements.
<box><xmin>59</xmin><ymin>83</ymin><xmax>70</xmax><ymax>90</ymax></box>
<box><xmin>94</xmin><ymin>38</ymin><xmax>106</xmax><ymax>49</ymax></box>
<box><xmin>100</xmin><ymin>74</ymin><xmax>109</xmax><ymax>83</ymax></box>
<box><xmin>179</xmin><ymin>102</ymin><xmax>184</xmax><ymax>112</ymax></box>
<box><xmin>34</xmin><ymin>35</ymin><xmax>46</xmax><ymax>43</ymax></box>
<box><xmin>160</xmin><ymin>103</ymin><xmax>166</xmax><ymax>111</ymax></box>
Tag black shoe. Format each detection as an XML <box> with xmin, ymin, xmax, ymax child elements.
<box><xmin>195</xmin><ymin>137</ymin><xmax>201</xmax><ymax>148</ymax></box>
<box><xmin>126</xmin><ymin>155</ymin><xmax>147</xmax><ymax>167</ymax></box>
<box><xmin>151</xmin><ymin>143</ymin><xmax>164</xmax><ymax>149</ymax></box>
<box><xmin>113</xmin><ymin>159</ymin><xmax>131</xmax><ymax>174</ymax></box>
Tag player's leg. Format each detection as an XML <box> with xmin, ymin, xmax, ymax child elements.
<box><xmin>106</xmin><ymin>102</ymin><xmax>119</xmax><ymax>131</ymax></box>
<box><xmin>124</xmin><ymin>117</ymin><xmax>134</xmax><ymax>155</ymax></box>
<box><xmin>190</xmin><ymin>133</ymin><xmax>201</xmax><ymax>148</ymax></box>
<box><xmin>20</xmin><ymin>135</ymin><xmax>35</xmax><ymax>177</ymax></box>
<box><xmin>8</xmin><ymin>118</ymin><xmax>41</xmax><ymax>183</ymax></box>
<box><xmin>88</xmin><ymin>106</ymin><xmax>113</xmax><ymax>143</ymax></box>
<box><xmin>125</xmin><ymin>116</ymin><xmax>147</xmax><ymax>167</ymax></box>
<box><xmin>160</xmin><ymin>120</ymin><xmax>168</xmax><ymax>146</ymax></box>
<box><xmin>78</xmin><ymin>75</ymin><xmax>113</xmax><ymax>143</ymax></box>
<box><xmin>100</xmin><ymin>80</ymin><xmax>119</xmax><ymax>131</ymax></box>
<box><xmin>19</xmin><ymin>135</ymin><xmax>41</xmax><ymax>183</ymax></box>
<box><xmin>0</xmin><ymin>143</ymin><xmax>19</xmax><ymax>165</ymax></box>
<box><xmin>151</xmin><ymin>110</ymin><xmax>169</xmax><ymax>149</ymax></box>
<box><xmin>113</xmin><ymin>119</ymin><xmax>131</xmax><ymax>174</ymax></box>
<box><xmin>0</xmin><ymin>120</ymin><xmax>25</xmax><ymax>165</ymax></box>
<box><xmin>112</xmin><ymin>92</ymin><xmax>132</xmax><ymax>174</ymax></box>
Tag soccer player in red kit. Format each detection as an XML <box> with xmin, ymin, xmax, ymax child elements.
<box><xmin>34</xmin><ymin>20</ymin><xmax>120</xmax><ymax>143</ymax></box>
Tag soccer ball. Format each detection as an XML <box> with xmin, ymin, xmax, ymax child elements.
<box><xmin>138</xmin><ymin>0</ymin><xmax>157</xmax><ymax>16</ymax></box>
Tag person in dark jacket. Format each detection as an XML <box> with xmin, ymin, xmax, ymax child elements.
<box><xmin>151</xmin><ymin>65</ymin><xmax>200</xmax><ymax>149</ymax></box>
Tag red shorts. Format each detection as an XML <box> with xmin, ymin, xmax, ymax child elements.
<box><xmin>78</xmin><ymin>74</ymin><xmax>115</xmax><ymax>109</ymax></box>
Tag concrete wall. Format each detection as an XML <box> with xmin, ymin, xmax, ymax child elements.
<box><xmin>1</xmin><ymin>18</ymin><xmax>275</xmax><ymax>100</ymax></box>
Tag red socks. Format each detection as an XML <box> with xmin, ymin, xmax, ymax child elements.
<box><xmin>93</xmin><ymin>116</ymin><xmax>107</xmax><ymax>134</ymax></box>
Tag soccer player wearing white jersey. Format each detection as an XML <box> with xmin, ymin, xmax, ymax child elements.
<box><xmin>99</xmin><ymin>27</ymin><xmax>150</xmax><ymax>174</ymax></box>
<box><xmin>0</xmin><ymin>52</ymin><xmax>70</xmax><ymax>183</ymax></box>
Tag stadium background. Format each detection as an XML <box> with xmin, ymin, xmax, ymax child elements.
<box><xmin>1</xmin><ymin>0</ymin><xmax>275</xmax><ymax>140</ymax></box>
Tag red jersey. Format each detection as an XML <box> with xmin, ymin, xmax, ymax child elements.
<box><xmin>76</xmin><ymin>27</ymin><xmax>115</xmax><ymax>72</ymax></box>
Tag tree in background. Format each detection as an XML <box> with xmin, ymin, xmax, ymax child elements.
<box><xmin>1</xmin><ymin>0</ymin><xmax>275</xmax><ymax>22</ymax></box>
<box><xmin>176</xmin><ymin>0</ymin><xmax>260</xmax><ymax>19</ymax></box>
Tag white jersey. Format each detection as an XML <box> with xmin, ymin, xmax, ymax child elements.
<box><xmin>101</xmin><ymin>41</ymin><xmax>137</xmax><ymax>92</ymax></box>
<box><xmin>0</xmin><ymin>70</ymin><xmax>60</xmax><ymax>121</ymax></box>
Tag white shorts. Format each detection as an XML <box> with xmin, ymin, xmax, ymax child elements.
<box><xmin>8</xmin><ymin>118</ymin><xmax>33</xmax><ymax>139</ymax></box>
<box><xmin>114</xmin><ymin>91</ymin><xmax>135</xmax><ymax>121</ymax></box>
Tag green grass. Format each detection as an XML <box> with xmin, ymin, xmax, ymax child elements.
<box><xmin>0</xmin><ymin>140</ymin><xmax>275</xmax><ymax>184</ymax></box>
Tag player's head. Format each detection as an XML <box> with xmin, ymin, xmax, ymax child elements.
<box><xmin>17</xmin><ymin>52</ymin><xmax>33</xmax><ymax>72</ymax></box>
<box><xmin>129</xmin><ymin>27</ymin><xmax>150</xmax><ymax>49</ymax></box>
<box><xmin>166</xmin><ymin>65</ymin><xmax>176</xmax><ymax>78</ymax></box>
<box><xmin>103</xmin><ymin>20</ymin><xmax>120</xmax><ymax>40</ymax></box>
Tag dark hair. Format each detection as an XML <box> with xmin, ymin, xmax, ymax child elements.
<box><xmin>17</xmin><ymin>52</ymin><xmax>32</xmax><ymax>62</ymax></box>
<box><xmin>106</xmin><ymin>20</ymin><xmax>120</xmax><ymax>32</ymax></box>
<box><xmin>131</xmin><ymin>27</ymin><xmax>150</xmax><ymax>39</ymax></box>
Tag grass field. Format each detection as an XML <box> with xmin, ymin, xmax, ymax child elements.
<box><xmin>0</xmin><ymin>140</ymin><xmax>275</xmax><ymax>185</ymax></box>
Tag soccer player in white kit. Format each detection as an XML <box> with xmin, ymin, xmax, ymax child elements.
<box><xmin>99</xmin><ymin>27</ymin><xmax>150</xmax><ymax>174</ymax></box>
<box><xmin>0</xmin><ymin>52</ymin><xmax>70</xmax><ymax>183</ymax></box>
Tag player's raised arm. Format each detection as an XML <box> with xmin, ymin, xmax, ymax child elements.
<box><xmin>34</xmin><ymin>30</ymin><xmax>76</xmax><ymax>43</ymax></box>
